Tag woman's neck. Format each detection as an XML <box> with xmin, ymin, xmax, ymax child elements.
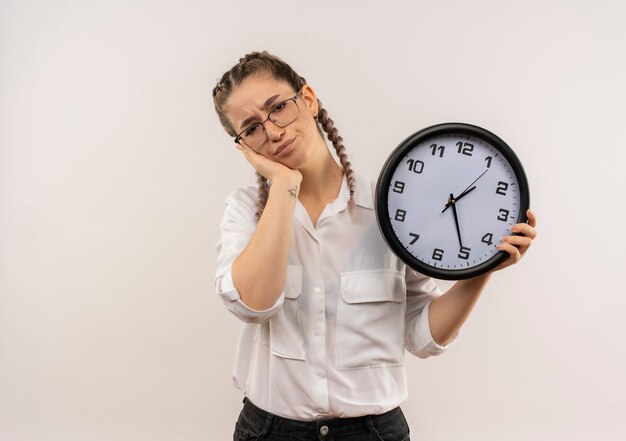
<box><xmin>298</xmin><ymin>143</ymin><xmax>344</xmax><ymax>204</ymax></box>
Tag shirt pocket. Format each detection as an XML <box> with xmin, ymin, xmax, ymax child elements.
<box><xmin>263</xmin><ymin>265</ymin><xmax>305</xmax><ymax>360</ymax></box>
<box><xmin>336</xmin><ymin>270</ymin><xmax>406</xmax><ymax>370</ymax></box>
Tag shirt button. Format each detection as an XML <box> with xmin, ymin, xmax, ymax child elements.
<box><xmin>317</xmin><ymin>371</ymin><xmax>325</xmax><ymax>378</ymax></box>
<box><xmin>320</xmin><ymin>425</ymin><xmax>329</xmax><ymax>436</ymax></box>
<box><xmin>314</xmin><ymin>287</ymin><xmax>321</xmax><ymax>293</ymax></box>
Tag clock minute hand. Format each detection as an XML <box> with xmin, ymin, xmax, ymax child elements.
<box><xmin>449</xmin><ymin>194</ymin><xmax>464</xmax><ymax>249</ymax></box>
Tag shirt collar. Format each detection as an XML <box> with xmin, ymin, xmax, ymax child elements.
<box><xmin>293</xmin><ymin>169</ymin><xmax>375</xmax><ymax>236</ymax></box>
<box><xmin>353</xmin><ymin>171</ymin><xmax>375</xmax><ymax>209</ymax></box>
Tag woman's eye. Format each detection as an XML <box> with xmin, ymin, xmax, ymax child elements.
<box><xmin>273</xmin><ymin>102</ymin><xmax>286</xmax><ymax>113</ymax></box>
<box><xmin>244</xmin><ymin>124</ymin><xmax>260</xmax><ymax>136</ymax></box>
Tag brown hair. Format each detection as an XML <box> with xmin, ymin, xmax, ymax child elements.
<box><xmin>212</xmin><ymin>51</ymin><xmax>355</xmax><ymax>220</ymax></box>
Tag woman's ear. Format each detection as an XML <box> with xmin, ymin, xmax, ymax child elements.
<box><xmin>300</xmin><ymin>84</ymin><xmax>318</xmax><ymax>118</ymax></box>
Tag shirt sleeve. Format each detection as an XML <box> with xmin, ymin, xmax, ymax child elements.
<box><xmin>214</xmin><ymin>188</ymin><xmax>285</xmax><ymax>324</ymax></box>
<box><xmin>403</xmin><ymin>265</ymin><xmax>458</xmax><ymax>358</ymax></box>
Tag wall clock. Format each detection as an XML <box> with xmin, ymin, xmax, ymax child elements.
<box><xmin>375</xmin><ymin>123</ymin><xmax>530</xmax><ymax>280</ymax></box>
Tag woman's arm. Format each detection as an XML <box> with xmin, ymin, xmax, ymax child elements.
<box><xmin>231</xmin><ymin>174</ymin><xmax>301</xmax><ymax>311</ymax></box>
<box><xmin>231</xmin><ymin>144</ymin><xmax>302</xmax><ymax>311</ymax></box>
<box><xmin>428</xmin><ymin>209</ymin><xmax>538</xmax><ymax>346</ymax></box>
<box><xmin>428</xmin><ymin>273</ymin><xmax>491</xmax><ymax>346</ymax></box>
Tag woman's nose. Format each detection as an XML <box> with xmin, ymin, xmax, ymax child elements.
<box><xmin>264</xmin><ymin>121</ymin><xmax>284</xmax><ymax>141</ymax></box>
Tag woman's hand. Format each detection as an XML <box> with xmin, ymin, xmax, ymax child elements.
<box><xmin>236</xmin><ymin>144</ymin><xmax>302</xmax><ymax>184</ymax></box>
<box><xmin>493</xmin><ymin>208</ymin><xmax>538</xmax><ymax>272</ymax></box>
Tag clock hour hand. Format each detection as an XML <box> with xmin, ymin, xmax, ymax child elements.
<box><xmin>442</xmin><ymin>185</ymin><xmax>477</xmax><ymax>213</ymax></box>
<box><xmin>442</xmin><ymin>168</ymin><xmax>488</xmax><ymax>213</ymax></box>
<box><xmin>449</xmin><ymin>193</ymin><xmax>464</xmax><ymax>249</ymax></box>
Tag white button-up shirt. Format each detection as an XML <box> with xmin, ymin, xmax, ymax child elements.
<box><xmin>215</xmin><ymin>171</ymin><xmax>456</xmax><ymax>420</ymax></box>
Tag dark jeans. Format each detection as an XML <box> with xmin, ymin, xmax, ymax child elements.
<box><xmin>234</xmin><ymin>397</ymin><xmax>410</xmax><ymax>441</ymax></box>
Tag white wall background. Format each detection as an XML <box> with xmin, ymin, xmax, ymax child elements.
<box><xmin>1</xmin><ymin>0</ymin><xmax>625</xmax><ymax>440</ymax></box>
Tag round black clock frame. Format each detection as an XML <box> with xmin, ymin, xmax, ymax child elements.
<box><xmin>375</xmin><ymin>122</ymin><xmax>530</xmax><ymax>280</ymax></box>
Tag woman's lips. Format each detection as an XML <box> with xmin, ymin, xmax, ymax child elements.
<box><xmin>275</xmin><ymin>138</ymin><xmax>295</xmax><ymax>157</ymax></box>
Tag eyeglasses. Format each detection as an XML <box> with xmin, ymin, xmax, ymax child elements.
<box><xmin>234</xmin><ymin>92</ymin><xmax>302</xmax><ymax>151</ymax></box>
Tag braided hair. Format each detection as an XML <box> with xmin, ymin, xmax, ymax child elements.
<box><xmin>212</xmin><ymin>51</ymin><xmax>355</xmax><ymax>220</ymax></box>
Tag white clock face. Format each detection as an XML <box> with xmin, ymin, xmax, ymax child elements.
<box><xmin>387</xmin><ymin>133</ymin><xmax>521</xmax><ymax>272</ymax></box>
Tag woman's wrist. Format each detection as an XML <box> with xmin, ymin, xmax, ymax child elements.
<box><xmin>269</xmin><ymin>172</ymin><xmax>302</xmax><ymax>194</ymax></box>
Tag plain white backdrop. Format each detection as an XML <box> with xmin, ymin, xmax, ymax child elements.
<box><xmin>1</xmin><ymin>0</ymin><xmax>625</xmax><ymax>440</ymax></box>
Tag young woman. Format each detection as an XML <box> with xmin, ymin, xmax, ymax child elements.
<box><xmin>212</xmin><ymin>51</ymin><xmax>537</xmax><ymax>441</ymax></box>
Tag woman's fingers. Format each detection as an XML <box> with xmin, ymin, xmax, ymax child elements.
<box><xmin>234</xmin><ymin>143</ymin><xmax>301</xmax><ymax>183</ymax></box>
<box><xmin>526</xmin><ymin>208</ymin><xmax>537</xmax><ymax>228</ymax></box>
<box><xmin>236</xmin><ymin>143</ymin><xmax>261</xmax><ymax>165</ymax></box>
<box><xmin>500</xmin><ymin>235</ymin><xmax>532</xmax><ymax>248</ymax></box>
<box><xmin>493</xmin><ymin>208</ymin><xmax>537</xmax><ymax>270</ymax></box>
<box><xmin>496</xmin><ymin>242</ymin><xmax>522</xmax><ymax>263</ymax></box>
<box><xmin>511</xmin><ymin>209</ymin><xmax>538</xmax><ymax>239</ymax></box>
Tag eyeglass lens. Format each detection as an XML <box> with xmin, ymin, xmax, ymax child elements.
<box><xmin>240</xmin><ymin>98</ymin><xmax>299</xmax><ymax>150</ymax></box>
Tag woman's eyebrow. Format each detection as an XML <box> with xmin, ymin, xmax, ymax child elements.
<box><xmin>239</xmin><ymin>94</ymin><xmax>281</xmax><ymax>130</ymax></box>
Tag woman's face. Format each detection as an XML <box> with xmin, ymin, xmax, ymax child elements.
<box><xmin>225</xmin><ymin>73</ymin><xmax>321</xmax><ymax>169</ymax></box>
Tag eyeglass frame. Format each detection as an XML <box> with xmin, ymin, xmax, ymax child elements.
<box><xmin>233</xmin><ymin>90</ymin><xmax>303</xmax><ymax>150</ymax></box>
